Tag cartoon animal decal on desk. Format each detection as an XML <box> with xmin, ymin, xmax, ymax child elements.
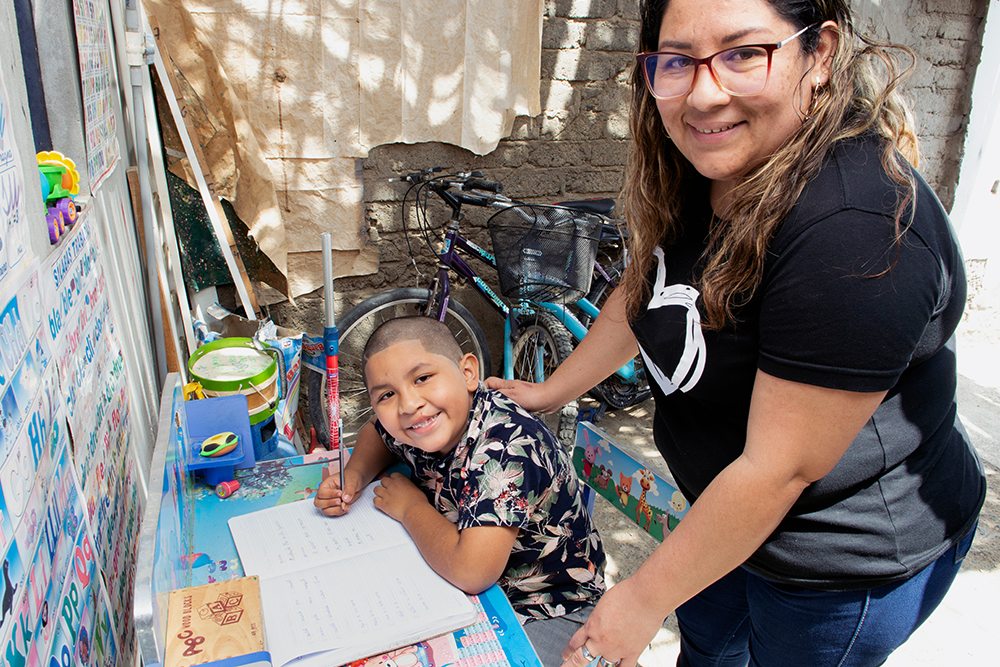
<box><xmin>574</xmin><ymin>422</ymin><xmax>692</xmax><ymax>542</ymax></box>
<box><xmin>615</xmin><ymin>472</ymin><xmax>632</xmax><ymax>508</ymax></box>
<box><xmin>594</xmin><ymin>465</ymin><xmax>612</xmax><ymax>490</ymax></box>
<box><xmin>580</xmin><ymin>428</ymin><xmax>607</xmax><ymax>479</ymax></box>
<box><xmin>583</xmin><ymin>441</ymin><xmax>601</xmax><ymax>478</ymax></box>
<box><xmin>635</xmin><ymin>469</ymin><xmax>658</xmax><ymax>532</ymax></box>
<box><xmin>670</xmin><ymin>489</ymin><xmax>688</xmax><ymax>514</ymax></box>
<box><xmin>657</xmin><ymin>490</ymin><xmax>688</xmax><ymax>534</ymax></box>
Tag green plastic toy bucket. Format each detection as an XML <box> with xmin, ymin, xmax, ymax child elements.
<box><xmin>188</xmin><ymin>337</ymin><xmax>280</xmax><ymax>425</ymax></box>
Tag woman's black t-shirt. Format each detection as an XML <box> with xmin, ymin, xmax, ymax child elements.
<box><xmin>630</xmin><ymin>136</ymin><xmax>985</xmax><ymax>589</ymax></box>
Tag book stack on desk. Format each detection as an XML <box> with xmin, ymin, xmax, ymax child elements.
<box><xmin>228</xmin><ymin>487</ymin><xmax>480</xmax><ymax>667</ymax></box>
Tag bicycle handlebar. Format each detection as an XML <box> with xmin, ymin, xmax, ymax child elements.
<box><xmin>393</xmin><ymin>170</ymin><xmax>500</xmax><ymax>193</ymax></box>
<box><xmin>447</xmin><ymin>189</ymin><xmax>500</xmax><ymax>208</ymax></box>
<box><xmin>410</xmin><ymin>174</ymin><xmax>510</xmax><ymax>211</ymax></box>
<box><xmin>465</xmin><ymin>178</ymin><xmax>503</xmax><ymax>194</ymax></box>
<box><xmin>393</xmin><ymin>168</ymin><xmax>622</xmax><ymax>241</ymax></box>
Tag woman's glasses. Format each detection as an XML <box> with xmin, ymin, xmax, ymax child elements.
<box><xmin>636</xmin><ymin>24</ymin><xmax>817</xmax><ymax>99</ymax></box>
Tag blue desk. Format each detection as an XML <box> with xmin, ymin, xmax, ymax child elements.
<box><xmin>133</xmin><ymin>374</ymin><xmax>541</xmax><ymax>667</ymax></box>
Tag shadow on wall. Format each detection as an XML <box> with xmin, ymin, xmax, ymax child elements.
<box><xmin>173</xmin><ymin>2</ymin><xmax>542</xmax><ymax>172</ymax></box>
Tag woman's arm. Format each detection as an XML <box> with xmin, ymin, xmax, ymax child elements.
<box><xmin>562</xmin><ymin>370</ymin><xmax>887</xmax><ymax>667</ymax></box>
<box><xmin>374</xmin><ymin>473</ymin><xmax>519</xmax><ymax>593</ymax></box>
<box><xmin>487</xmin><ymin>286</ymin><xmax>639</xmax><ymax>412</ymax></box>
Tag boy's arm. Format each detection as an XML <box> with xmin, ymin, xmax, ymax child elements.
<box><xmin>315</xmin><ymin>421</ymin><xmax>396</xmax><ymax>516</ymax></box>
<box><xmin>375</xmin><ymin>473</ymin><xmax>518</xmax><ymax>594</ymax></box>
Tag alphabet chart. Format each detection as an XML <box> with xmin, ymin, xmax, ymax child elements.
<box><xmin>71</xmin><ymin>0</ymin><xmax>121</xmax><ymax>191</ymax></box>
<box><xmin>0</xmin><ymin>209</ymin><xmax>137</xmax><ymax>666</ymax></box>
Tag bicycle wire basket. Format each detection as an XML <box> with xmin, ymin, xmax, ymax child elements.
<box><xmin>487</xmin><ymin>204</ymin><xmax>603</xmax><ymax>304</ymax></box>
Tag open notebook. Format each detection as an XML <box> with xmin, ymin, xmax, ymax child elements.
<box><xmin>228</xmin><ymin>487</ymin><xmax>478</xmax><ymax>667</ymax></box>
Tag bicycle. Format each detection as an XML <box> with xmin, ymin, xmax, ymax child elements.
<box><xmin>308</xmin><ymin>169</ymin><xmax>649</xmax><ymax>447</ymax></box>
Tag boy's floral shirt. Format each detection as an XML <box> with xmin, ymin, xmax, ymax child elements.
<box><xmin>374</xmin><ymin>385</ymin><xmax>605</xmax><ymax>619</ymax></box>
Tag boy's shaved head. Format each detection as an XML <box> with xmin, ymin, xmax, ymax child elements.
<box><xmin>362</xmin><ymin>317</ymin><xmax>464</xmax><ymax>387</ymax></box>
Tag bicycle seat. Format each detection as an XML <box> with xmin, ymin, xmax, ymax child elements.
<box><xmin>555</xmin><ymin>198</ymin><xmax>616</xmax><ymax>216</ymax></box>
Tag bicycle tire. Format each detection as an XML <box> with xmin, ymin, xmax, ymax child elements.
<box><xmin>510</xmin><ymin>310</ymin><xmax>578</xmax><ymax>447</ymax></box>
<box><xmin>588</xmin><ymin>369</ymin><xmax>652</xmax><ymax>410</ymax></box>
<box><xmin>571</xmin><ymin>259</ymin><xmax>652</xmax><ymax>410</ymax></box>
<box><xmin>308</xmin><ymin>288</ymin><xmax>492</xmax><ymax>447</ymax></box>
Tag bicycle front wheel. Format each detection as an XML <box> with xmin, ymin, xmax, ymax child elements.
<box><xmin>309</xmin><ymin>288</ymin><xmax>492</xmax><ymax>446</ymax></box>
<box><xmin>510</xmin><ymin>310</ymin><xmax>578</xmax><ymax>447</ymax></box>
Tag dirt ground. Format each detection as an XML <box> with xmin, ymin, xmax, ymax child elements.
<box><xmin>584</xmin><ymin>304</ymin><xmax>1000</xmax><ymax>666</ymax></box>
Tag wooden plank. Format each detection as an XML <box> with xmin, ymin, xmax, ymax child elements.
<box><xmin>165</xmin><ymin>576</ymin><xmax>266</xmax><ymax>666</ymax></box>
<box><xmin>159</xmin><ymin>281</ymin><xmax>180</xmax><ymax>373</ymax></box>
<box><xmin>136</xmin><ymin>59</ymin><xmax>200</xmax><ymax>356</ymax></box>
<box><xmin>146</xmin><ymin>12</ymin><xmax>259</xmax><ymax>319</ymax></box>
<box><xmin>126</xmin><ymin>165</ymin><xmax>183</xmax><ymax>373</ymax></box>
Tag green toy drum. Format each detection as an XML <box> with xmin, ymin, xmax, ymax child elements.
<box><xmin>188</xmin><ymin>338</ymin><xmax>280</xmax><ymax>425</ymax></box>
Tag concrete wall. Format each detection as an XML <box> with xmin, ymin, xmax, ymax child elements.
<box><xmin>271</xmin><ymin>0</ymin><xmax>990</xmax><ymax>338</ymax></box>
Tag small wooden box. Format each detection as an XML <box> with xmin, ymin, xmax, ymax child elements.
<box><xmin>166</xmin><ymin>576</ymin><xmax>267</xmax><ymax>666</ymax></box>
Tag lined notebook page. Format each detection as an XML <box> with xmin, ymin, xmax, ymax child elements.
<box><xmin>228</xmin><ymin>487</ymin><xmax>477</xmax><ymax>667</ymax></box>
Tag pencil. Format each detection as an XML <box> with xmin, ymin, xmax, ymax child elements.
<box><xmin>321</xmin><ymin>233</ymin><xmax>344</xmax><ymax>493</ymax></box>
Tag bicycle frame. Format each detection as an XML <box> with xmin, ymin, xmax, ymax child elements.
<box><xmin>434</xmin><ymin>221</ymin><xmax>510</xmax><ymax>321</ymax></box>
<box><xmin>537</xmin><ymin>301</ymin><xmax>642</xmax><ymax>384</ymax></box>
<box><xmin>428</xmin><ymin>219</ymin><xmax>641</xmax><ymax>385</ymax></box>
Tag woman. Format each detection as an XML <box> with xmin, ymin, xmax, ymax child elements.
<box><xmin>487</xmin><ymin>1</ymin><xmax>985</xmax><ymax>666</ymax></box>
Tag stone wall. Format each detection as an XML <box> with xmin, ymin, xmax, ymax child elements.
<box><xmin>854</xmin><ymin>0</ymin><xmax>990</xmax><ymax>207</ymax></box>
<box><xmin>271</xmin><ymin>0</ymin><xmax>989</xmax><ymax>337</ymax></box>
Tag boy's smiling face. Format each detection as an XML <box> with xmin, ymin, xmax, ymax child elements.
<box><xmin>365</xmin><ymin>339</ymin><xmax>480</xmax><ymax>455</ymax></box>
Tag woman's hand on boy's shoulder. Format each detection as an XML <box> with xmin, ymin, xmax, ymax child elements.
<box><xmin>314</xmin><ymin>469</ymin><xmax>365</xmax><ymax>517</ymax></box>
<box><xmin>485</xmin><ymin>376</ymin><xmax>556</xmax><ymax>413</ymax></box>
<box><xmin>373</xmin><ymin>472</ymin><xmax>427</xmax><ymax>522</ymax></box>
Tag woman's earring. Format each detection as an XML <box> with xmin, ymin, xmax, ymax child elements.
<box><xmin>805</xmin><ymin>85</ymin><xmax>822</xmax><ymax>121</ymax></box>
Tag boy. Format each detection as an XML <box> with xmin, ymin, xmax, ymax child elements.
<box><xmin>314</xmin><ymin>317</ymin><xmax>605</xmax><ymax>666</ymax></box>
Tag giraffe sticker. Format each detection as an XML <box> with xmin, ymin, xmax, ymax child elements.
<box><xmin>635</xmin><ymin>469</ymin><xmax>658</xmax><ymax>532</ymax></box>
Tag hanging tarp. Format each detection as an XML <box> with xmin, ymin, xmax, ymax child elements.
<box><xmin>144</xmin><ymin>0</ymin><xmax>543</xmax><ymax>297</ymax></box>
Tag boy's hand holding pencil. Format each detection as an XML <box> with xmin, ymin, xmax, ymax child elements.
<box><xmin>315</xmin><ymin>470</ymin><xmax>365</xmax><ymax>516</ymax></box>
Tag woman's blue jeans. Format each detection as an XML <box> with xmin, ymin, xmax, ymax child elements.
<box><xmin>675</xmin><ymin>526</ymin><xmax>976</xmax><ymax>667</ymax></box>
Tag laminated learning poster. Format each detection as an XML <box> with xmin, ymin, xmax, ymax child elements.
<box><xmin>72</xmin><ymin>0</ymin><xmax>121</xmax><ymax>190</ymax></box>
<box><xmin>0</xmin><ymin>69</ymin><xmax>30</xmax><ymax>284</ymax></box>
<box><xmin>40</xmin><ymin>210</ymin><xmax>140</xmax><ymax>666</ymax></box>
<box><xmin>0</xmin><ymin>261</ymin><xmax>120</xmax><ymax>666</ymax></box>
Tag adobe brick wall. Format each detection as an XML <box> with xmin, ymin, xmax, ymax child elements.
<box><xmin>271</xmin><ymin>0</ymin><xmax>989</xmax><ymax>341</ymax></box>
<box><xmin>853</xmin><ymin>0</ymin><xmax>990</xmax><ymax>206</ymax></box>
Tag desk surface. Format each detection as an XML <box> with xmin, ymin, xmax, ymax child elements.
<box><xmin>184</xmin><ymin>450</ymin><xmax>541</xmax><ymax>667</ymax></box>
<box><xmin>186</xmin><ymin>450</ymin><xmax>340</xmax><ymax>585</ymax></box>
